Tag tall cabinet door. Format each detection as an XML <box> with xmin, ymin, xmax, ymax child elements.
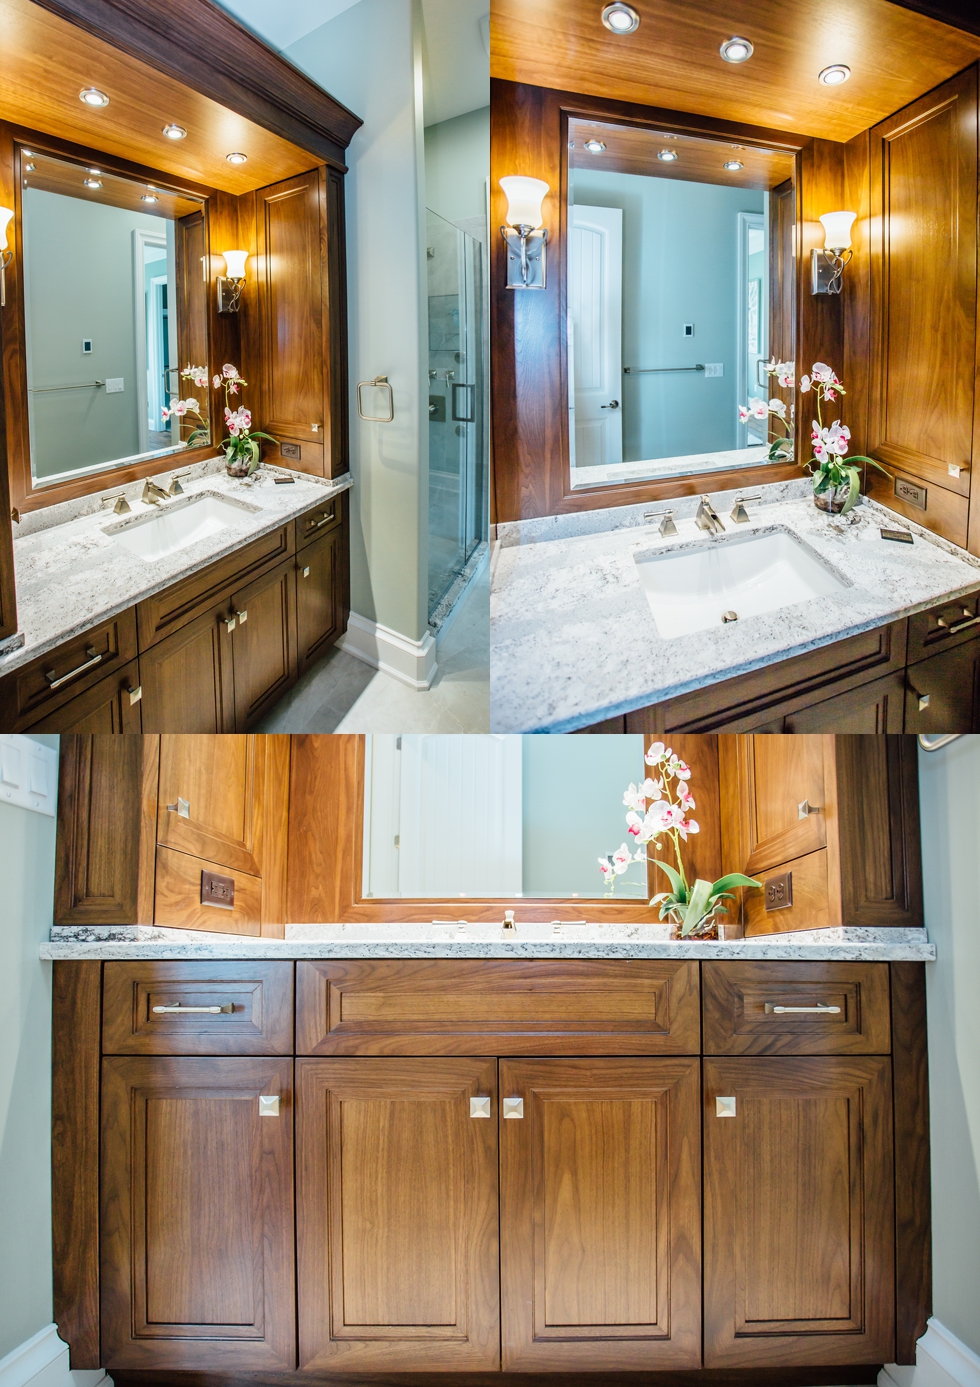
<box><xmin>734</xmin><ymin>735</ymin><xmax>833</xmax><ymax>873</ymax></box>
<box><xmin>100</xmin><ymin>1056</ymin><xmax>295</xmax><ymax>1371</ymax></box>
<box><xmin>499</xmin><ymin>1058</ymin><xmax>701</xmax><ymax>1372</ymax></box>
<box><xmin>703</xmin><ymin>1056</ymin><xmax>895</xmax><ymax>1367</ymax></box>
<box><xmin>296</xmin><ymin>1057</ymin><xmax>500</xmax><ymax>1372</ymax></box>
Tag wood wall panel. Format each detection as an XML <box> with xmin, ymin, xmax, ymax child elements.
<box><xmin>890</xmin><ymin>962</ymin><xmax>932</xmax><ymax>1364</ymax></box>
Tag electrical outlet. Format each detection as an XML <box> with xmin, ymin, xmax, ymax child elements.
<box><xmin>201</xmin><ymin>870</ymin><xmax>235</xmax><ymax>909</ymax></box>
<box><xmin>764</xmin><ymin>871</ymin><xmax>793</xmax><ymax>912</ymax></box>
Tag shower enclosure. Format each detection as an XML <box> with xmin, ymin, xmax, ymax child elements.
<box><xmin>425</xmin><ymin>210</ymin><xmax>488</xmax><ymax>622</ymax></box>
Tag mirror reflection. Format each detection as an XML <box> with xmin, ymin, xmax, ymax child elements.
<box><xmin>362</xmin><ymin>734</ymin><xmax>647</xmax><ymax>899</ymax></box>
<box><xmin>566</xmin><ymin>119</ymin><xmax>796</xmax><ymax>489</ymax></box>
<box><xmin>22</xmin><ymin>150</ymin><xmax>210</xmax><ymax>485</ymax></box>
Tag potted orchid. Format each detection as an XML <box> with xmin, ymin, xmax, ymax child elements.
<box><xmin>600</xmin><ymin>742</ymin><xmax>760</xmax><ymax>939</ymax></box>
<box><xmin>161</xmin><ymin>363</ymin><xmax>277</xmax><ymax>478</ymax></box>
<box><xmin>737</xmin><ymin>357</ymin><xmax>796</xmax><ymax>461</ymax></box>
<box><xmin>160</xmin><ymin>363</ymin><xmax>210</xmax><ymax>448</ymax></box>
<box><xmin>800</xmin><ymin>362</ymin><xmax>890</xmax><ymax>514</ymax></box>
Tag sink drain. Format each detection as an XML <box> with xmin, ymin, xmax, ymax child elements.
<box><xmin>722</xmin><ymin>610</ymin><xmax>739</xmax><ymax>623</ymax></box>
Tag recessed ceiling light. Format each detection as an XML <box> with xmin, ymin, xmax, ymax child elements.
<box><xmin>657</xmin><ymin>148</ymin><xmax>679</xmax><ymax>162</ymax></box>
<box><xmin>141</xmin><ymin>193</ymin><xmax>159</xmax><ymax>202</ymax></box>
<box><xmin>601</xmin><ymin>2</ymin><xmax>640</xmax><ymax>33</ymax></box>
<box><xmin>720</xmin><ymin>36</ymin><xmax>754</xmax><ymax>63</ymax></box>
<box><xmin>79</xmin><ymin>87</ymin><xmax>109</xmax><ymax>107</ymax></box>
<box><xmin>584</xmin><ymin>139</ymin><xmax>607</xmax><ymax>154</ymax></box>
<box><xmin>83</xmin><ymin>177</ymin><xmax>103</xmax><ymax>188</ymax></box>
<box><xmin>225</xmin><ymin>152</ymin><xmax>248</xmax><ymax>165</ymax></box>
<box><xmin>818</xmin><ymin>64</ymin><xmax>851</xmax><ymax>86</ymax></box>
<box><xmin>724</xmin><ymin>159</ymin><xmax>744</xmax><ymax>171</ymax></box>
<box><xmin>162</xmin><ymin>124</ymin><xmax>187</xmax><ymax>140</ymax></box>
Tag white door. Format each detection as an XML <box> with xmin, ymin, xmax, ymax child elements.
<box><xmin>568</xmin><ymin>206</ymin><xmax>623</xmax><ymax>467</ymax></box>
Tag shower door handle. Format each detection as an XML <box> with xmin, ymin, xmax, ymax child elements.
<box><xmin>451</xmin><ymin>383</ymin><xmax>475</xmax><ymax>422</ymax></box>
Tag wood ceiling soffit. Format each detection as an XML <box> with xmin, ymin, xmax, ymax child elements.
<box><xmin>489</xmin><ymin>0</ymin><xmax>980</xmax><ymax>143</ymax></box>
<box><xmin>28</xmin><ymin>0</ymin><xmax>363</xmax><ymax>166</ymax></box>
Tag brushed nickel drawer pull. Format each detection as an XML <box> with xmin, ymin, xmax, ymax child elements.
<box><xmin>946</xmin><ymin>612</ymin><xmax>980</xmax><ymax>634</ymax></box>
<box><xmin>503</xmin><ymin>1097</ymin><xmax>524</xmax><ymax>1119</ymax></box>
<box><xmin>311</xmin><ymin>511</ymin><xmax>335</xmax><ymax>529</ymax></box>
<box><xmin>765</xmin><ymin>1003</ymin><xmax>841</xmax><ymax>1014</ymax></box>
<box><xmin>258</xmin><ymin>1095</ymin><xmax>280</xmax><ymax>1117</ymax></box>
<box><xmin>152</xmin><ymin>1003</ymin><xmax>233</xmax><ymax>1014</ymax></box>
<box><xmin>470</xmin><ymin>1097</ymin><xmax>491</xmax><ymax>1118</ymax></box>
<box><xmin>44</xmin><ymin>646</ymin><xmax>102</xmax><ymax>689</ymax></box>
<box><xmin>798</xmin><ymin>799</ymin><xmax>820</xmax><ymax>819</ymax></box>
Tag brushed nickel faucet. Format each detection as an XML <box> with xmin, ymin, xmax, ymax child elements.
<box><xmin>695</xmin><ymin>495</ymin><xmax>725</xmax><ymax>534</ymax></box>
<box><xmin>644</xmin><ymin>508</ymin><xmax>678</xmax><ymax>537</ymax></box>
<box><xmin>730</xmin><ymin>494</ymin><xmax>761</xmax><ymax>524</ymax></box>
<box><xmin>166</xmin><ymin>472</ymin><xmax>192</xmax><ymax>497</ymax></box>
<box><xmin>141</xmin><ymin>479</ymin><xmax>170</xmax><ymax>506</ymax></box>
<box><xmin>101</xmin><ymin>490</ymin><xmax>131</xmax><ymax>515</ymax></box>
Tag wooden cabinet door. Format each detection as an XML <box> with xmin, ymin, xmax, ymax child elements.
<box><xmin>296</xmin><ymin>525</ymin><xmax>344</xmax><ymax>674</ymax></box>
<box><xmin>230</xmin><ymin>556</ymin><xmax>297</xmax><ymax>729</ymax></box>
<box><xmin>100</xmin><ymin>1056</ymin><xmax>295</xmax><ymax>1371</ymax></box>
<box><xmin>296</xmin><ymin>1057</ymin><xmax>500</xmax><ymax>1372</ymax></box>
<box><xmin>906</xmin><ymin>641</ymin><xmax>980</xmax><ymax>732</ymax></box>
<box><xmin>26</xmin><ymin>659</ymin><xmax>143</xmax><ymax>732</ymax></box>
<box><xmin>139</xmin><ymin>602</ymin><xmax>235</xmax><ymax>733</ymax></box>
<box><xmin>499</xmin><ymin>1058</ymin><xmax>701</xmax><ymax>1372</ymax></box>
<box><xmin>703</xmin><ymin>1056</ymin><xmax>894</xmax><ymax>1367</ymax></box>
<box><xmin>783</xmin><ymin>671</ymin><xmax>906</xmax><ymax>733</ymax></box>
<box><xmin>734</xmin><ymin>735</ymin><xmax>834</xmax><ymax>875</ymax></box>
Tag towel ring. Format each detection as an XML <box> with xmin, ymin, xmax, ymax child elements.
<box><xmin>357</xmin><ymin>375</ymin><xmax>394</xmax><ymax>422</ymax></box>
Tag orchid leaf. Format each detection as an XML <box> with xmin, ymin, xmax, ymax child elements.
<box><xmin>681</xmin><ymin>878</ymin><xmax>713</xmax><ymax>937</ymax></box>
<box><xmin>840</xmin><ymin>465</ymin><xmax>861</xmax><ymax>515</ymax></box>
<box><xmin>651</xmin><ymin>858</ymin><xmax>685</xmax><ymax>899</ymax></box>
<box><xmin>846</xmin><ymin>453</ymin><xmax>893</xmax><ymax>478</ymax></box>
<box><xmin>710</xmin><ymin>873</ymin><xmax>762</xmax><ymax>894</ymax></box>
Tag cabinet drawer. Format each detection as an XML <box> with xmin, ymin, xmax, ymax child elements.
<box><xmin>743</xmin><ymin>847</ymin><xmax>832</xmax><ymax>936</ymax></box>
<box><xmin>154</xmin><ymin>845</ymin><xmax>262</xmax><ymax>935</ymax></box>
<box><xmin>907</xmin><ymin>587</ymin><xmax>980</xmax><ymax>663</ymax></box>
<box><xmin>0</xmin><ymin>608</ymin><xmax>137</xmax><ymax>729</ymax></box>
<box><xmin>296</xmin><ymin>490</ymin><xmax>344</xmax><ymax>550</ymax></box>
<box><xmin>103</xmin><ymin>961</ymin><xmax>294</xmax><ymax>1055</ymax></box>
<box><xmin>24</xmin><ymin>659</ymin><xmax>143</xmax><ymax>733</ymax></box>
<box><xmin>702</xmin><ymin>962</ymin><xmax>891</xmax><ymax>1055</ymax></box>
<box><xmin>271</xmin><ymin>438</ymin><xmax>324</xmax><ymax>476</ymax></box>
<box><xmin>296</xmin><ymin>959</ymin><xmax>701</xmax><ymax>1055</ymax></box>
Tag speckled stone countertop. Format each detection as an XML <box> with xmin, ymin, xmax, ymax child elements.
<box><xmin>490</xmin><ymin>480</ymin><xmax>980</xmax><ymax>732</ymax></box>
<box><xmin>40</xmin><ymin>923</ymin><xmax>936</xmax><ymax>961</ymax></box>
<box><xmin>0</xmin><ymin>460</ymin><xmax>352</xmax><ymax>675</ymax></box>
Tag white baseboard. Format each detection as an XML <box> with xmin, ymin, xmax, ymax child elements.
<box><xmin>881</xmin><ymin>1319</ymin><xmax>980</xmax><ymax>1387</ymax></box>
<box><xmin>0</xmin><ymin>1325</ymin><xmax>110</xmax><ymax>1387</ymax></box>
<box><xmin>339</xmin><ymin>611</ymin><xmax>437</xmax><ymax>690</ymax></box>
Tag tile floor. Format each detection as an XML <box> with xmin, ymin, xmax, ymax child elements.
<box><xmin>257</xmin><ymin>560</ymin><xmax>489</xmax><ymax>733</ymax></box>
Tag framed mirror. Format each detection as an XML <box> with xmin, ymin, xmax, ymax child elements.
<box><xmin>18</xmin><ymin>144</ymin><xmax>211</xmax><ymax>490</ymax></box>
<box><xmin>565</xmin><ymin>118</ymin><xmax>796</xmax><ymax>491</ymax></box>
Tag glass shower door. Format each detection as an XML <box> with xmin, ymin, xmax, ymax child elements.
<box><xmin>426</xmin><ymin>210</ymin><xmax>487</xmax><ymax>620</ymax></box>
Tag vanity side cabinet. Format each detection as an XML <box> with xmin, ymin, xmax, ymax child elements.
<box><xmin>229</xmin><ymin>554</ymin><xmax>297</xmax><ymax>729</ymax></box>
<box><xmin>905</xmin><ymin>638</ymin><xmax>980</xmax><ymax>732</ymax></box>
<box><xmin>721</xmin><ymin>734</ymin><xmax>922</xmax><ymax>936</ymax></box>
<box><xmin>137</xmin><ymin>598</ymin><xmax>236</xmax><ymax>733</ymax></box>
<box><xmin>499</xmin><ymin>1057</ymin><xmax>701</xmax><ymax>1371</ymax></box>
<box><xmin>0</xmin><ymin>606</ymin><xmax>139</xmax><ymax>733</ymax></box>
<box><xmin>296</xmin><ymin>522</ymin><xmax>347</xmax><ymax>674</ymax></box>
<box><xmin>254</xmin><ymin>167</ymin><xmax>348</xmax><ymax>478</ymax></box>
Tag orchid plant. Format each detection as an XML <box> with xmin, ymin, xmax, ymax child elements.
<box><xmin>600</xmin><ymin>743</ymin><xmax>760</xmax><ymax>938</ymax></box>
<box><xmin>800</xmin><ymin>362</ymin><xmax>890</xmax><ymax>514</ymax></box>
<box><xmin>160</xmin><ymin>364</ymin><xmax>210</xmax><ymax>448</ymax></box>
<box><xmin>161</xmin><ymin>363</ymin><xmax>276</xmax><ymax>478</ymax></box>
<box><xmin>737</xmin><ymin>358</ymin><xmax>796</xmax><ymax>462</ymax></box>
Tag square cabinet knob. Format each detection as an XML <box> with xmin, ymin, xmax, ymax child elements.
<box><xmin>503</xmin><ymin>1097</ymin><xmax>524</xmax><ymax>1119</ymax></box>
<box><xmin>470</xmin><ymin>1096</ymin><xmax>491</xmax><ymax>1119</ymax></box>
<box><xmin>716</xmin><ymin>1096</ymin><xmax>737</xmax><ymax>1118</ymax></box>
<box><xmin>258</xmin><ymin>1095</ymin><xmax>280</xmax><ymax>1117</ymax></box>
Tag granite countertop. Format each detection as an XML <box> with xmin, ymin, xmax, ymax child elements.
<box><xmin>490</xmin><ymin>480</ymin><xmax>980</xmax><ymax>732</ymax></box>
<box><xmin>0</xmin><ymin>460</ymin><xmax>352</xmax><ymax>675</ymax></box>
<box><xmin>40</xmin><ymin>923</ymin><xmax>936</xmax><ymax>961</ymax></box>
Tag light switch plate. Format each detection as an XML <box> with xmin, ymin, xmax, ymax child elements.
<box><xmin>703</xmin><ymin>362</ymin><xmax>723</xmax><ymax>377</ymax></box>
<box><xmin>104</xmin><ymin>377</ymin><xmax>125</xmax><ymax>393</ymax></box>
<box><xmin>0</xmin><ymin>736</ymin><xmax>57</xmax><ymax>816</ymax></box>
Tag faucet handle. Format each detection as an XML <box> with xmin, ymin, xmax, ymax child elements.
<box><xmin>644</xmin><ymin>509</ymin><xmax>678</xmax><ymax>537</ymax></box>
<box><xmin>167</xmin><ymin>471</ymin><xmax>192</xmax><ymax>497</ymax></box>
<box><xmin>730</xmin><ymin>494</ymin><xmax>761</xmax><ymax>524</ymax></box>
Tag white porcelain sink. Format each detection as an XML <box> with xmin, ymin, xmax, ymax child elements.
<box><xmin>634</xmin><ymin>527</ymin><xmax>850</xmax><ymax>638</ymax></box>
<box><xmin>107</xmin><ymin>493</ymin><xmax>259</xmax><ymax>562</ymax></box>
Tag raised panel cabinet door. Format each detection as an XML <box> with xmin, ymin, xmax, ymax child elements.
<box><xmin>139</xmin><ymin>604</ymin><xmax>235</xmax><ymax>733</ymax></box>
<box><xmin>100</xmin><ymin>1056</ymin><xmax>295</xmax><ymax>1371</ymax></box>
<box><xmin>735</xmin><ymin>735</ymin><xmax>834</xmax><ymax>875</ymax></box>
<box><xmin>499</xmin><ymin>1058</ymin><xmax>701</xmax><ymax>1372</ymax></box>
<box><xmin>230</xmin><ymin>557</ymin><xmax>297</xmax><ymax>730</ymax></box>
<box><xmin>703</xmin><ymin>1056</ymin><xmax>895</xmax><ymax>1367</ymax></box>
<box><xmin>25</xmin><ymin>660</ymin><xmax>144</xmax><ymax>732</ymax></box>
<box><xmin>905</xmin><ymin>641</ymin><xmax>980</xmax><ymax>732</ymax></box>
<box><xmin>296</xmin><ymin>1057</ymin><xmax>500</xmax><ymax>1372</ymax></box>
<box><xmin>783</xmin><ymin>671</ymin><xmax>907</xmax><ymax>733</ymax></box>
<box><xmin>296</xmin><ymin>526</ymin><xmax>344</xmax><ymax>674</ymax></box>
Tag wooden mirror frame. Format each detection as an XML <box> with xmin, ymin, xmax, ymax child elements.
<box><xmin>490</xmin><ymin>80</ymin><xmax>848</xmax><ymax>523</ymax></box>
<box><xmin>0</xmin><ymin>122</ymin><xmax>242</xmax><ymax>515</ymax></box>
<box><xmin>286</xmin><ymin>733</ymin><xmax>725</xmax><ymax>924</ymax></box>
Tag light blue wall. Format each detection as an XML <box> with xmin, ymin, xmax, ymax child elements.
<box><xmin>917</xmin><ymin>738</ymin><xmax>980</xmax><ymax>1356</ymax></box>
<box><xmin>571</xmin><ymin>170</ymin><xmax>764</xmax><ymax>462</ymax></box>
<box><xmin>424</xmin><ymin>106</ymin><xmax>488</xmax><ymax>227</ymax></box>
<box><xmin>521</xmin><ymin>735</ymin><xmax>645</xmax><ymax>898</ymax></box>
<box><xmin>0</xmin><ymin>738</ymin><xmax>59</xmax><ymax>1359</ymax></box>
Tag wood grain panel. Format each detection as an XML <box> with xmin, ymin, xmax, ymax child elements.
<box><xmin>137</xmin><ymin>602</ymin><xmax>235</xmax><ymax>734</ymax></box>
<box><xmin>54</xmin><ymin>734</ymin><xmax>158</xmax><ymax>925</ymax></box>
<box><xmin>52</xmin><ymin>960</ymin><xmax>102</xmax><ymax>1368</ymax></box>
<box><xmin>230</xmin><ymin>557</ymin><xmax>297</xmax><ymax>730</ymax></box>
<box><xmin>296</xmin><ymin>526</ymin><xmax>345</xmax><ymax>674</ymax></box>
<box><xmin>157</xmin><ymin>734</ymin><xmax>257</xmax><ymax>871</ymax></box>
<box><xmin>100</xmin><ymin>1055</ymin><xmax>295</xmax><ymax>1370</ymax></box>
<box><xmin>834</xmin><ymin>735</ymin><xmax>923</xmax><ymax>927</ymax></box>
<box><xmin>296</xmin><ymin>959</ymin><xmax>700</xmax><ymax>1056</ymax></box>
<box><xmin>0</xmin><ymin>604</ymin><xmax>138</xmax><ymax>729</ymax></box>
<box><xmin>740</xmin><ymin>735</ymin><xmax>832</xmax><ymax>874</ymax></box>
<box><xmin>491</xmin><ymin>0</ymin><xmax>980</xmax><ymax>143</ymax></box>
<box><xmin>322</xmin><ymin>165</ymin><xmax>350</xmax><ymax>477</ymax></box>
<box><xmin>24</xmin><ymin>660</ymin><xmax>144</xmax><ymax>733</ymax></box>
<box><xmin>906</xmin><ymin>638</ymin><xmax>980</xmax><ymax>731</ymax></box>
<box><xmin>866</xmin><ymin>466</ymin><xmax>970</xmax><ymax>546</ymax></box>
<box><xmin>153</xmin><ymin>844</ymin><xmax>262</xmax><ymax>935</ymax></box>
<box><xmin>703</xmin><ymin>1056</ymin><xmax>895</xmax><ymax>1366</ymax></box>
<box><xmin>104</xmin><ymin>1366</ymin><xmax>885</xmax><ymax>1386</ymax></box>
<box><xmin>569</xmin><ymin>117</ymin><xmax>795</xmax><ymax>188</ymax></box>
<box><xmin>296</xmin><ymin>1057</ymin><xmax>499</xmax><ymax>1371</ymax></box>
<box><xmin>743</xmin><ymin>847</ymin><xmax>832</xmax><ymax>936</ymax></box>
<box><xmin>102</xmin><ymin>961</ymin><xmax>294</xmax><ymax>1056</ymax></box>
<box><xmin>890</xmin><ymin>962</ymin><xmax>932</xmax><ymax>1364</ymax></box>
<box><xmin>702</xmin><ymin>961</ymin><xmax>891</xmax><ymax>1055</ymax></box>
<box><xmin>782</xmin><ymin>670</ymin><xmax>907</xmax><ymax>733</ymax></box>
<box><xmin>499</xmin><ymin>1057</ymin><xmax>701</xmax><ymax>1371</ymax></box>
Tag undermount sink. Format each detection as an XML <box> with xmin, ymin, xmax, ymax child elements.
<box><xmin>634</xmin><ymin>526</ymin><xmax>851</xmax><ymax>639</ymax></box>
<box><xmin>106</xmin><ymin>492</ymin><xmax>260</xmax><ymax>562</ymax></box>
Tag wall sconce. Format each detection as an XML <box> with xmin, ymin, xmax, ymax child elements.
<box><xmin>500</xmin><ymin>176</ymin><xmax>549</xmax><ymax>289</ymax></box>
<box><xmin>812</xmin><ymin>211</ymin><xmax>857</xmax><ymax>295</ymax></box>
<box><xmin>0</xmin><ymin>206</ymin><xmax>13</xmax><ymax>308</ymax></box>
<box><xmin>217</xmin><ymin>249</ymin><xmax>248</xmax><ymax>313</ymax></box>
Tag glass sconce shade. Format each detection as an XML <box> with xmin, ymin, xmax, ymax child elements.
<box><xmin>0</xmin><ymin>206</ymin><xmax>12</xmax><ymax>251</ymax></box>
<box><xmin>221</xmin><ymin>249</ymin><xmax>248</xmax><ymax>279</ymax></box>
<box><xmin>500</xmin><ymin>176</ymin><xmax>549</xmax><ymax>230</ymax></box>
<box><xmin>820</xmin><ymin>211</ymin><xmax>857</xmax><ymax>250</ymax></box>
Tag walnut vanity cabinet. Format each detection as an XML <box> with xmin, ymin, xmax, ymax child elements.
<box><xmin>54</xmin><ymin>956</ymin><xmax>927</xmax><ymax>1379</ymax></box>
<box><xmin>719</xmin><ymin>734</ymin><xmax>922</xmax><ymax>937</ymax></box>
